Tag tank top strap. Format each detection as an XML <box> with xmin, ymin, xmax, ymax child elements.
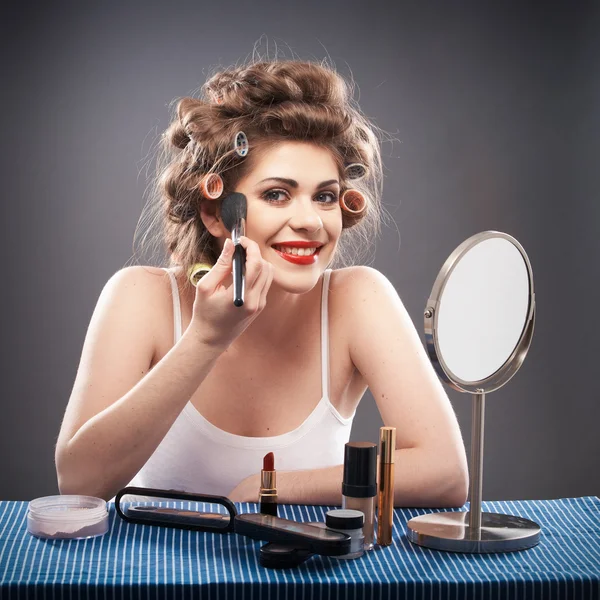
<box><xmin>321</xmin><ymin>269</ymin><xmax>333</xmax><ymax>399</ymax></box>
<box><xmin>164</xmin><ymin>268</ymin><xmax>182</xmax><ymax>345</ymax></box>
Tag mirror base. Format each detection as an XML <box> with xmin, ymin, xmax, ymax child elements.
<box><xmin>406</xmin><ymin>511</ymin><xmax>541</xmax><ymax>553</ymax></box>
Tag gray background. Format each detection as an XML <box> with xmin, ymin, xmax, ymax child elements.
<box><xmin>1</xmin><ymin>1</ymin><xmax>598</xmax><ymax>501</ymax></box>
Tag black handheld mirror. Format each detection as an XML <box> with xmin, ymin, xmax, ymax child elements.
<box><xmin>115</xmin><ymin>486</ymin><xmax>237</xmax><ymax>533</ymax></box>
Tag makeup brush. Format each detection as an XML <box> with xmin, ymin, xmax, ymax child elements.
<box><xmin>220</xmin><ymin>192</ymin><xmax>247</xmax><ymax>307</ymax></box>
<box><xmin>259</xmin><ymin>452</ymin><xmax>278</xmax><ymax>517</ymax></box>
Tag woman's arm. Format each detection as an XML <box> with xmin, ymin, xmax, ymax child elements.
<box><xmin>346</xmin><ymin>266</ymin><xmax>469</xmax><ymax>507</ymax></box>
<box><xmin>230</xmin><ymin>447</ymin><xmax>466</xmax><ymax>507</ymax></box>
<box><xmin>55</xmin><ymin>267</ymin><xmax>225</xmax><ymax>501</ymax></box>
<box><xmin>230</xmin><ymin>267</ymin><xmax>469</xmax><ymax>507</ymax></box>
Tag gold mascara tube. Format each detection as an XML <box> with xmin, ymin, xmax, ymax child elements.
<box><xmin>377</xmin><ymin>427</ymin><xmax>396</xmax><ymax>546</ymax></box>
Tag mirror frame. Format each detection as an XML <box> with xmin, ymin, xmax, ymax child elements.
<box><xmin>424</xmin><ymin>231</ymin><xmax>536</xmax><ymax>394</ymax></box>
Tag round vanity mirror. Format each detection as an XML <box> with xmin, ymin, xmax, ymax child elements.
<box><xmin>407</xmin><ymin>231</ymin><xmax>540</xmax><ymax>553</ymax></box>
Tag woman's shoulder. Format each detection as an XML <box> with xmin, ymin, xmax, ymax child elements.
<box><xmin>330</xmin><ymin>265</ymin><xmax>396</xmax><ymax>297</ymax></box>
<box><xmin>99</xmin><ymin>265</ymin><xmax>174</xmax><ymax>313</ymax></box>
<box><xmin>104</xmin><ymin>264</ymin><xmax>171</xmax><ymax>290</ymax></box>
<box><xmin>328</xmin><ymin>266</ymin><xmax>400</xmax><ymax>327</ymax></box>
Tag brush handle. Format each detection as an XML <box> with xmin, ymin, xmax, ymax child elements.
<box><xmin>233</xmin><ymin>243</ymin><xmax>246</xmax><ymax>307</ymax></box>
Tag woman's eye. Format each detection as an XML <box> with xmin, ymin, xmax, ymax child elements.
<box><xmin>261</xmin><ymin>189</ymin><xmax>338</xmax><ymax>204</ymax></box>
<box><xmin>316</xmin><ymin>191</ymin><xmax>338</xmax><ymax>204</ymax></box>
<box><xmin>262</xmin><ymin>189</ymin><xmax>288</xmax><ymax>202</ymax></box>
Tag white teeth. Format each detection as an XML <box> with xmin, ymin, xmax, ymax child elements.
<box><xmin>274</xmin><ymin>245</ymin><xmax>317</xmax><ymax>256</ymax></box>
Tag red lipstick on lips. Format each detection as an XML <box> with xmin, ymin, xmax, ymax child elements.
<box><xmin>272</xmin><ymin>241</ymin><xmax>323</xmax><ymax>266</ymax></box>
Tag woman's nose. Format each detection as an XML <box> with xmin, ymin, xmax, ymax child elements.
<box><xmin>288</xmin><ymin>199</ymin><xmax>323</xmax><ymax>232</ymax></box>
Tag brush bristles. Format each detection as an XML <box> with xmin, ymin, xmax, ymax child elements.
<box><xmin>220</xmin><ymin>192</ymin><xmax>248</xmax><ymax>232</ymax></box>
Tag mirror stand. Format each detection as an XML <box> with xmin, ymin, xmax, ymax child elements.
<box><xmin>406</xmin><ymin>390</ymin><xmax>541</xmax><ymax>553</ymax></box>
<box><xmin>406</xmin><ymin>232</ymin><xmax>541</xmax><ymax>553</ymax></box>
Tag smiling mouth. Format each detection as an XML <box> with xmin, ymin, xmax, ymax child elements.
<box><xmin>271</xmin><ymin>244</ymin><xmax>320</xmax><ymax>257</ymax></box>
<box><xmin>271</xmin><ymin>245</ymin><xmax>322</xmax><ymax>265</ymax></box>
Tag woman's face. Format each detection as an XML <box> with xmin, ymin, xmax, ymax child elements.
<box><xmin>233</xmin><ymin>141</ymin><xmax>343</xmax><ymax>294</ymax></box>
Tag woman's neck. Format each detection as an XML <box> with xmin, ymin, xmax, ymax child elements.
<box><xmin>234</xmin><ymin>274</ymin><xmax>323</xmax><ymax>351</ymax></box>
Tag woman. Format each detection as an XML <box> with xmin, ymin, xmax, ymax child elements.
<box><xmin>55</xmin><ymin>60</ymin><xmax>468</xmax><ymax>506</ymax></box>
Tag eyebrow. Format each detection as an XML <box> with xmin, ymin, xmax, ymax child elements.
<box><xmin>256</xmin><ymin>177</ymin><xmax>339</xmax><ymax>189</ymax></box>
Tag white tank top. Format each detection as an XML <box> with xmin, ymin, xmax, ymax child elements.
<box><xmin>126</xmin><ymin>268</ymin><xmax>355</xmax><ymax>497</ymax></box>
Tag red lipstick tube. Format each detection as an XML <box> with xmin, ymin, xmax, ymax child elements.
<box><xmin>259</xmin><ymin>452</ymin><xmax>278</xmax><ymax>517</ymax></box>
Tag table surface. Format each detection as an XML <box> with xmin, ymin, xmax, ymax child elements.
<box><xmin>1</xmin><ymin>496</ymin><xmax>599</xmax><ymax>599</ymax></box>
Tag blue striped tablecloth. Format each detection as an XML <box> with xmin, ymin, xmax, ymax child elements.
<box><xmin>1</xmin><ymin>496</ymin><xmax>599</xmax><ymax>599</ymax></box>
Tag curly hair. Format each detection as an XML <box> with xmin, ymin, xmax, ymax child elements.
<box><xmin>134</xmin><ymin>59</ymin><xmax>385</xmax><ymax>286</ymax></box>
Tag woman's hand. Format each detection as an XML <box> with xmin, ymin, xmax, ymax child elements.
<box><xmin>190</xmin><ymin>236</ymin><xmax>274</xmax><ymax>351</ymax></box>
<box><xmin>228</xmin><ymin>472</ymin><xmax>261</xmax><ymax>504</ymax></box>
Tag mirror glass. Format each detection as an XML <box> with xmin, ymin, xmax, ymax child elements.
<box><xmin>437</xmin><ymin>237</ymin><xmax>530</xmax><ymax>382</ymax></box>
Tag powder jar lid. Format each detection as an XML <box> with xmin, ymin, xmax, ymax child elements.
<box><xmin>326</xmin><ymin>509</ymin><xmax>365</xmax><ymax>530</ymax></box>
<box><xmin>27</xmin><ymin>495</ymin><xmax>109</xmax><ymax>540</ymax></box>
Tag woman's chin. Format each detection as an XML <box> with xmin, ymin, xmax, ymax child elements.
<box><xmin>269</xmin><ymin>269</ymin><xmax>323</xmax><ymax>296</ymax></box>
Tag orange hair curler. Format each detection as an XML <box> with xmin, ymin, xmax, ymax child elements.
<box><xmin>200</xmin><ymin>173</ymin><xmax>224</xmax><ymax>200</ymax></box>
<box><xmin>340</xmin><ymin>189</ymin><xmax>367</xmax><ymax>216</ymax></box>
